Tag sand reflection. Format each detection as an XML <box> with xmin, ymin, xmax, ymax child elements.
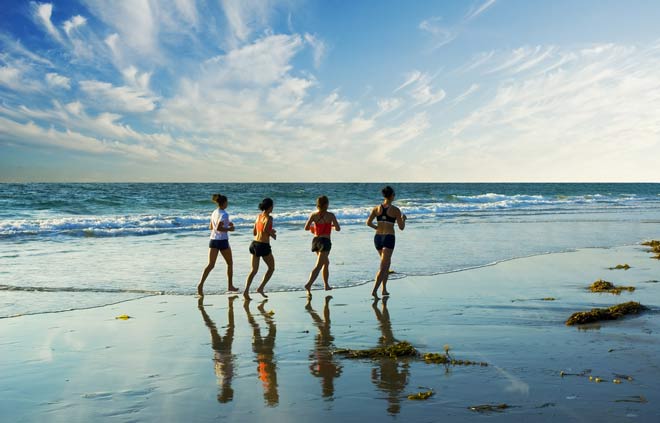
<box><xmin>198</xmin><ymin>296</ymin><xmax>237</xmax><ymax>403</ymax></box>
<box><xmin>371</xmin><ymin>297</ymin><xmax>410</xmax><ymax>415</ymax></box>
<box><xmin>244</xmin><ymin>299</ymin><xmax>279</xmax><ymax>406</ymax></box>
<box><xmin>305</xmin><ymin>295</ymin><xmax>343</xmax><ymax>400</ymax></box>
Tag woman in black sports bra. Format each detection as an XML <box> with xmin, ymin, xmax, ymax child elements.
<box><xmin>366</xmin><ymin>186</ymin><xmax>406</xmax><ymax>298</ymax></box>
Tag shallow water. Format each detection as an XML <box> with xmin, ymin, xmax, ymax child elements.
<box><xmin>1</xmin><ymin>183</ymin><xmax>659</xmax><ymax>317</ymax></box>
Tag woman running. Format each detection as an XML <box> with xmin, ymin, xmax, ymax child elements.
<box><xmin>198</xmin><ymin>194</ymin><xmax>238</xmax><ymax>296</ymax></box>
<box><xmin>245</xmin><ymin>198</ymin><xmax>277</xmax><ymax>298</ymax></box>
<box><xmin>366</xmin><ymin>186</ymin><xmax>406</xmax><ymax>298</ymax></box>
<box><xmin>304</xmin><ymin>196</ymin><xmax>341</xmax><ymax>296</ymax></box>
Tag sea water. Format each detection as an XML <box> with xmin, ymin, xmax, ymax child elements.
<box><xmin>1</xmin><ymin>183</ymin><xmax>659</xmax><ymax>318</ymax></box>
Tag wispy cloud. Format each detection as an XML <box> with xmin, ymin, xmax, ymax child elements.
<box><xmin>465</xmin><ymin>0</ymin><xmax>497</xmax><ymax>21</ymax></box>
<box><xmin>45</xmin><ymin>72</ymin><xmax>71</xmax><ymax>89</ymax></box>
<box><xmin>32</xmin><ymin>2</ymin><xmax>63</xmax><ymax>43</ymax></box>
<box><xmin>419</xmin><ymin>17</ymin><xmax>456</xmax><ymax>50</ymax></box>
<box><xmin>452</xmin><ymin>83</ymin><xmax>479</xmax><ymax>104</ymax></box>
<box><xmin>395</xmin><ymin>71</ymin><xmax>445</xmax><ymax>107</ymax></box>
<box><xmin>304</xmin><ymin>33</ymin><xmax>326</xmax><ymax>69</ymax></box>
<box><xmin>79</xmin><ymin>80</ymin><xmax>157</xmax><ymax>113</ymax></box>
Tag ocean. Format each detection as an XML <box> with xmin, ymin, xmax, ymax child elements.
<box><xmin>1</xmin><ymin>183</ymin><xmax>659</xmax><ymax>318</ymax></box>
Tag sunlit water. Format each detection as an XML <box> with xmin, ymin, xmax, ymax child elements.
<box><xmin>1</xmin><ymin>183</ymin><xmax>659</xmax><ymax>317</ymax></box>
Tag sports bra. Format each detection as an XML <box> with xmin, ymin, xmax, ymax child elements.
<box><xmin>255</xmin><ymin>215</ymin><xmax>272</xmax><ymax>233</ymax></box>
<box><xmin>376</xmin><ymin>205</ymin><xmax>397</xmax><ymax>223</ymax></box>
<box><xmin>313</xmin><ymin>222</ymin><xmax>332</xmax><ymax>236</ymax></box>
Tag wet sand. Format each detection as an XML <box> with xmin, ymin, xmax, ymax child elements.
<box><xmin>1</xmin><ymin>244</ymin><xmax>659</xmax><ymax>422</ymax></box>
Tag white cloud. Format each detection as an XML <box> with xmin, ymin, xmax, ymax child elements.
<box><xmin>452</xmin><ymin>83</ymin><xmax>479</xmax><ymax>104</ymax></box>
<box><xmin>374</xmin><ymin>98</ymin><xmax>402</xmax><ymax>118</ymax></box>
<box><xmin>304</xmin><ymin>33</ymin><xmax>326</xmax><ymax>69</ymax></box>
<box><xmin>174</xmin><ymin>0</ymin><xmax>199</xmax><ymax>27</ymax></box>
<box><xmin>395</xmin><ymin>71</ymin><xmax>445</xmax><ymax>107</ymax></box>
<box><xmin>0</xmin><ymin>66</ymin><xmax>22</xmax><ymax>89</ymax></box>
<box><xmin>220</xmin><ymin>0</ymin><xmax>273</xmax><ymax>47</ymax></box>
<box><xmin>0</xmin><ymin>34</ymin><xmax>54</xmax><ymax>66</ymax></box>
<box><xmin>32</xmin><ymin>2</ymin><xmax>63</xmax><ymax>43</ymax></box>
<box><xmin>45</xmin><ymin>72</ymin><xmax>71</xmax><ymax>89</ymax></box>
<box><xmin>82</xmin><ymin>0</ymin><xmax>158</xmax><ymax>56</ymax></box>
<box><xmin>465</xmin><ymin>0</ymin><xmax>497</xmax><ymax>21</ymax></box>
<box><xmin>63</xmin><ymin>15</ymin><xmax>87</xmax><ymax>36</ymax></box>
<box><xmin>419</xmin><ymin>17</ymin><xmax>457</xmax><ymax>50</ymax></box>
<box><xmin>434</xmin><ymin>43</ymin><xmax>660</xmax><ymax>181</ymax></box>
<box><xmin>80</xmin><ymin>80</ymin><xmax>157</xmax><ymax>113</ymax></box>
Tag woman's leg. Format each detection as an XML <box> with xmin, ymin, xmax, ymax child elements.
<box><xmin>372</xmin><ymin>248</ymin><xmax>393</xmax><ymax>297</ymax></box>
<box><xmin>256</xmin><ymin>254</ymin><xmax>275</xmax><ymax>297</ymax></box>
<box><xmin>198</xmin><ymin>248</ymin><xmax>219</xmax><ymax>296</ymax></box>
<box><xmin>305</xmin><ymin>252</ymin><xmax>325</xmax><ymax>294</ymax></box>
<box><xmin>220</xmin><ymin>247</ymin><xmax>238</xmax><ymax>291</ymax></box>
<box><xmin>320</xmin><ymin>252</ymin><xmax>331</xmax><ymax>290</ymax></box>
<box><xmin>244</xmin><ymin>254</ymin><xmax>260</xmax><ymax>298</ymax></box>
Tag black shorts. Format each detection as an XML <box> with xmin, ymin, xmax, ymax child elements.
<box><xmin>311</xmin><ymin>237</ymin><xmax>332</xmax><ymax>252</ymax></box>
<box><xmin>374</xmin><ymin>234</ymin><xmax>395</xmax><ymax>251</ymax></box>
<box><xmin>249</xmin><ymin>241</ymin><xmax>272</xmax><ymax>257</ymax></box>
<box><xmin>209</xmin><ymin>239</ymin><xmax>230</xmax><ymax>250</ymax></box>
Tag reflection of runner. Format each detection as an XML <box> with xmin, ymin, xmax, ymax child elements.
<box><xmin>366</xmin><ymin>186</ymin><xmax>406</xmax><ymax>298</ymax></box>
<box><xmin>197</xmin><ymin>296</ymin><xmax>236</xmax><ymax>403</ymax></box>
<box><xmin>305</xmin><ymin>295</ymin><xmax>342</xmax><ymax>399</ymax></box>
<box><xmin>304</xmin><ymin>196</ymin><xmax>341</xmax><ymax>297</ymax></box>
<box><xmin>244</xmin><ymin>299</ymin><xmax>279</xmax><ymax>406</ymax></box>
<box><xmin>371</xmin><ymin>297</ymin><xmax>410</xmax><ymax>415</ymax></box>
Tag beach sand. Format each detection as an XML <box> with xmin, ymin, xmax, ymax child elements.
<box><xmin>1</xmin><ymin>244</ymin><xmax>659</xmax><ymax>422</ymax></box>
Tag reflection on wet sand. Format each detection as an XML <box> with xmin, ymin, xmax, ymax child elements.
<box><xmin>198</xmin><ymin>296</ymin><xmax>236</xmax><ymax>403</ymax></box>
<box><xmin>371</xmin><ymin>297</ymin><xmax>410</xmax><ymax>415</ymax></box>
<box><xmin>306</xmin><ymin>295</ymin><xmax>343</xmax><ymax>400</ymax></box>
<box><xmin>245</xmin><ymin>299</ymin><xmax>279</xmax><ymax>407</ymax></box>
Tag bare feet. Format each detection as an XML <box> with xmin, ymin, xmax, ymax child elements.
<box><xmin>304</xmin><ymin>283</ymin><xmax>312</xmax><ymax>298</ymax></box>
<box><xmin>243</xmin><ymin>290</ymin><xmax>251</xmax><ymax>300</ymax></box>
<box><xmin>227</xmin><ymin>286</ymin><xmax>239</xmax><ymax>293</ymax></box>
<box><xmin>197</xmin><ymin>283</ymin><xmax>204</xmax><ymax>297</ymax></box>
<box><xmin>371</xmin><ymin>290</ymin><xmax>379</xmax><ymax>299</ymax></box>
<box><xmin>382</xmin><ymin>291</ymin><xmax>390</xmax><ymax>296</ymax></box>
<box><xmin>324</xmin><ymin>285</ymin><xmax>333</xmax><ymax>291</ymax></box>
<box><xmin>256</xmin><ymin>289</ymin><xmax>268</xmax><ymax>298</ymax></box>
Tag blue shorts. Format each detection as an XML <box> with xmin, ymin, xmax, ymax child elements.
<box><xmin>209</xmin><ymin>239</ymin><xmax>230</xmax><ymax>250</ymax></box>
<box><xmin>374</xmin><ymin>234</ymin><xmax>395</xmax><ymax>251</ymax></box>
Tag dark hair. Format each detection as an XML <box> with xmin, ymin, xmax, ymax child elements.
<box><xmin>212</xmin><ymin>194</ymin><xmax>227</xmax><ymax>206</ymax></box>
<box><xmin>316</xmin><ymin>195</ymin><xmax>329</xmax><ymax>210</ymax></box>
<box><xmin>382</xmin><ymin>185</ymin><xmax>395</xmax><ymax>199</ymax></box>
<box><xmin>259</xmin><ymin>197</ymin><xmax>274</xmax><ymax>211</ymax></box>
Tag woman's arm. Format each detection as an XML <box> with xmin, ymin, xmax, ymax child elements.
<box><xmin>366</xmin><ymin>207</ymin><xmax>378</xmax><ymax>230</ymax></box>
<box><xmin>268</xmin><ymin>217</ymin><xmax>277</xmax><ymax>240</ymax></box>
<box><xmin>304</xmin><ymin>212</ymin><xmax>315</xmax><ymax>231</ymax></box>
<box><xmin>332</xmin><ymin>213</ymin><xmax>341</xmax><ymax>231</ymax></box>
<box><xmin>396</xmin><ymin>207</ymin><xmax>406</xmax><ymax>231</ymax></box>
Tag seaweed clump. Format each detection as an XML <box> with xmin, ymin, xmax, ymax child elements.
<box><xmin>565</xmin><ymin>301</ymin><xmax>647</xmax><ymax>326</ymax></box>
<box><xmin>642</xmin><ymin>240</ymin><xmax>660</xmax><ymax>259</ymax></box>
<box><xmin>469</xmin><ymin>403</ymin><xmax>510</xmax><ymax>413</ymax></box>
<box><xmin>334</xmin><ymin>341</ymin><xmax>418</xmax><ymax>359</ymax></box>
<box><xmin>589</xmin><ymin>279</ymin><xmax>635</xmax><ymax>295</ymax></box>
<box><xmin>407</xmin><ymin>390</ymin><xmax>434</xmax><ymax>400</ymax></box>
<box><xmin>423</xmin><ymin>353</ymin><xmax>488</xmax><ymax>366</ymax></box>
<box><xmin>608</xmin><ymin>264</ymin><xmax>631</xmax><ymax>270</ymax></box>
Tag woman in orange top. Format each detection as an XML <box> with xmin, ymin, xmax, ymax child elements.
<box><xmin>245</xmin><ymin>198</ymin><xmax>277</xmax><ymax>299</ymax></box>
<box><xmin>304</xmin><ymin>196</ymin><xmax>340</xmax><ymax>296</ymax></box>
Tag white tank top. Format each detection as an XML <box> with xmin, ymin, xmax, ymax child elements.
<box><xmin>210</xmin><ymin>208</ymin><xmax>230</xmax><ymax>240</ymax></box>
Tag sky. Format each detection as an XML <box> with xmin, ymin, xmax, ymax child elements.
<box><xmin>1</xmin><ymin>0</ymin><xmax>659</xmax><ymax>182</ymax></box>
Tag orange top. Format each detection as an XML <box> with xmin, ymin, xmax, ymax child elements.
<box><xmin>255</xmin><ymin>215</ymin><xmax>272</xmax><ymax>233</ymax></box>
<box><xmin>313</xmin><ymin>222</ymin><xmax>332</xmax><ymax>236</ymax></box>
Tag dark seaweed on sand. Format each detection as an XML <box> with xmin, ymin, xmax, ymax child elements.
<box><xmin>641</xmin><ymin>240</ymin><xmax>660</xmax><ymax>259</ymax></box>
<box><xmin>469</xmin><ymin>403</ymin><xmax>510</xmax><ymax>413</ymax></box>
<box><xmin>334</xmin><ymin>342</ymin><xmax>488</xmax><ymax>367</ymax></box>
<box><xmin>608</xmin><ymin>264</ymin><xmax>631</xmax><ymax>270</ymax></box>
<box><xmin>565</xmin><ymin>301</ymin><xmax>647</xmax><ymax>326</ymax></box>
<box><xmin>589</xmin><ymin>279</ymin><xmax>635</xmax><ymax>295</ymax></box>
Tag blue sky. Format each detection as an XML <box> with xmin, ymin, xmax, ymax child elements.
<box><xmin>1</xmin><ymin>0</ymin><xmax>659</xmax><ymax>182</ymax></box>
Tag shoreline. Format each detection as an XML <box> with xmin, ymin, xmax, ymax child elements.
<box><xmin>3</xmin><ymin>240</ymin><xmax>655</xmax><ymax>320</ymax></box>
<box><xmin>2</xmin><ymin>243</ymin><xmax>659</xmax><ymax>421</ymax></box>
